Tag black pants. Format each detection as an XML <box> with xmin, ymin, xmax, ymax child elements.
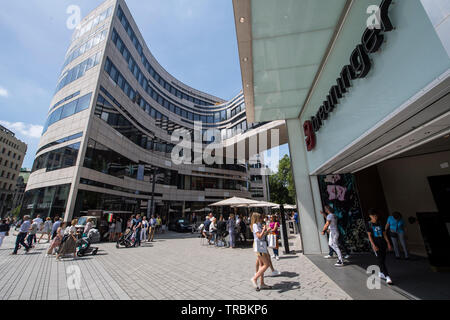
<box><xmin>134</xmin><ymin>228</ymin><xmax>141</xmax><ymax>246</ymax></box>
<box><xmin>374</xmin><ymin>239</ymin><xmax>389</xmax><ymax>277</ymax></box>
<box><xmin>14</xmin><ymin>232</ymin><xmax>30</xmax><ymax>254</ymax></box>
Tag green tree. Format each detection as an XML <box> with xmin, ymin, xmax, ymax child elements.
<box><xmin>11</xmin><ymin>205</ymin><xmax>21</xmax><ymax>217</ymax></box>
<box><xmin>269</xmin><ymin>154</ymin><xmax>296</xmax><ymax>205</ymax></box>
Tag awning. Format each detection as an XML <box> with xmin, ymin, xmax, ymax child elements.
<box><xmin>233</xmin><ymin>0</ymin><xmax>350</xmax><ymax>122</ymax></box>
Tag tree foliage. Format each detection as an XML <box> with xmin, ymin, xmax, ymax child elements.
<box><xmin>269</xmin><ymin>155</ymin><xmax>296</xmax><ymax>205</ymax></box>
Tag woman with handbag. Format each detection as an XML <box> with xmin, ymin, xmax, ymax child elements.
<box><xmin>250</xmin><ymin>212</ymin><xmax>272</xmax><ymax>291</ymax></box>
<box><xmin>268</xmin><ymin>215</ymin><xmax>280</xmax><ymax>261</ymax></box>
<box><xmin>386</xmin><ymin>212</ymin><xmax>409</xmax><ymax>260</ymax></box>
<box><xmin>56</xmin><ymin>219</ymin><xmax>79</xmax><ymax>260</ymax></box>
<box><xmin>47</xmin><ymin>222</ymin><xmax>65</xmax><ymax>256</ymax></box>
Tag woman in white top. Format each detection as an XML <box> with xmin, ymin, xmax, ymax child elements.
<box><xmin>141</xmin><ymin>216</ymin><xmax>149</xmax><ymax>242</ymax></box>
<box><xmin>57</xmin><ymin>219</ymin><xmax>78</xmax><ymax>260</ymax></box>
<box><xmin>209</xmin><ymin>217</ymin><xmax>217</xmax><ymax>245</ymax></box>
<box><xmin>38</xmin><ymin>217</ymin><xmax>53</xmax><ymax>244</ymax></box>
<box><xmin>250</xmin><ymin>213</ymin><xmax>273</xmax><ymax>291</ymax></box>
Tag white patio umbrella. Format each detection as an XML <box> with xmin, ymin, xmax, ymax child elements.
<box><xmin>210</xmin><ymin>197</ymin><xmax>260</xmax><ymax>207</ymax></box>
<box><xmin>271</xmin><ymin>204</ymin><xmax>297</xmax><ymax>210</ymax></box>
<box><xmin>248</xmin><ymin>201</ymin><xmax>279</xmax><ymax>208</ymax></box>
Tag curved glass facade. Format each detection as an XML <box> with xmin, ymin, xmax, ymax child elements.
<box><xmin>23</xmin><ymin>0</ymin><xmax>269</xmax><ymax>221</ymax></box>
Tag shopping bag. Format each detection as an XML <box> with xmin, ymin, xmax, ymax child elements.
<box><xmin>268</xmin><ymin>234</ymin><xmax>277</xmax><ymax>248</ymax></box>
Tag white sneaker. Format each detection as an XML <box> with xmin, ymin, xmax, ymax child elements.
<box><xmin>379</xmin><ymin>273</ymin><xmax>386</xmax><ymax>280</ymax></box>
<box><xmin>275</xmin><ymin>256</ymin><xmax>280</xmax><ymax>261</ymax></box>
<box><xmin>334</xmin><ymin>261</ymin><xmax>344</xmax><ymax>267</ymax></box>
<box><xmin>386</xmin><ymin>276</ymin><xmax>393</xmax><ymax>285</ymax></box>
<box><xmin>344</xmin><ymin>254</ymin><xmax>350</xmax><ymax>259</ymax></box>
<box><xmin>271</xmin><ymin>270</ymin><xmax>281</xmax><ymax>276</ymax></box>
<box><xmin>271</xmin><ymin>255</ymin><xmax>275</xmax><ymax>259</ymax></box>
<box><xmin>324</xmin><ymin>255</ymin><xmax>334</xmax><ymax>259</ymax></box>
<box><xmin>250</xmin><ymin>278</ymin><xmax>259</xmax><ymax>291</ymax></box>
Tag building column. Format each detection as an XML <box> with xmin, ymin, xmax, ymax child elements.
<box><xmin>285</xmin><ymin>119</ymin><xmax>328</xmax><ymax>254</ymax></box>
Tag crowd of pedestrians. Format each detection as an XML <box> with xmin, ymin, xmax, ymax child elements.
<box><xmin>116</xmin><ymin>214</ymin><xmax>166</xmax><ymax>247</ymax></box>
<box><xmin>319</xmin><ymin>203</ymin><xmax>411</xmax><ymax>286</ymax></box>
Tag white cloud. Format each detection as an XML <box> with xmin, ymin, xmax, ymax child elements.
<box><xmin>0</xmin><ymin>86</ymin><xmax>8</xmax><ymax>97</ymax></box>
<box><xmin>0</xmin><ymin>121</ymin><xmax>43</xmax><ymax>139</ymax></box>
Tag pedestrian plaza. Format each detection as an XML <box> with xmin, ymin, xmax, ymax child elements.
<box><xmin>0</xmin><ymin>232</ymin><xmax>352</xmax><ymax>300</ymax></box>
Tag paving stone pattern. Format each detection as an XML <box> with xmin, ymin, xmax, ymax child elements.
<box><xmin>0</xmin><ymin>232</ymin><xmax>351</xmax><ymax>300</ymax></box>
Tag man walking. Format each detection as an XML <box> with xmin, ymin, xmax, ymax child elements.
<box><xmin>321</xmin><ymin>206</ymin><xmax>344</xmax><ymax>267</ymax></box>
<box><xmin>133</xmin><ymin>214</ymin><xmax>142</xmax><ymax>247</ymax></box>
<box><xmin>12</xmin><ymin>215</ymin><xmax>31</xmax><ymax>255</ymax></box>
<box><xmin>148</xmin><ymin>215</ymin><xmax>156</xmax><ymax>242</ymax></box>
<box><xmin>51</xmin><ymin>217</ymin><xmax>61</xmax><ymax>240</ymax></box>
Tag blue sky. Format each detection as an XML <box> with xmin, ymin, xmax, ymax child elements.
<box><xmin>0</xmin><ymin>0</ymin><xmax>288</xmax><ymax>170</ymax></box>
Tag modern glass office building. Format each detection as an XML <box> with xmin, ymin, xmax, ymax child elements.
<box><xmin>22</xmin><ymin>0</ymin><xmax>280</xmax><ymax>222</ymax></box>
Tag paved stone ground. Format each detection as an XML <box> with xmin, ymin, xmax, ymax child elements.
<box><xmin>0</xmin><ymin>232</ymin><xmax>351</xmax><ymax>300</ymax></box>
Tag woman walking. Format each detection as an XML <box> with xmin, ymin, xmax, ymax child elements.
<box><xmin>56</xmin><ymin>219</ymin><xmax>79</xmax><ymax>260</ymax></box>
<box><xmin>47</xmin><ymin>222</ymin><xmax>65</xmax><ymax>256</ymax></box>
<box><xmin>109</xmin><ymin>219</ymin><xmax>116</xmax><ymax>242</ymax></box>
<box><xmin>38</xmin><ymin>217</ymin><xmax>53</xmax><ymax>244</ymax></box>
<box><xmin>250</xmin><ymin>212</ymin><xmax>273</xmax><ymax>291</ymax></box>
<box><xmin>227</xmin><ymin>214</ymin><xmax>236</xmax><ymax>248</ymax></box>
<box><xmin>269</xmin><ymin>215</ymin><xmax>280</xmax><ymax>260</ymax></box>
<box><xmin>386</xmin><ymin>212</ymin><xmax>409</xmax><ymax>259</ymax></box>
<box><xmin>141</xmin><ymin>216</ymin><xmax>149</xmax><ymax>242</ymax></box>
<box><xmin>367</xmin><ymin>209</ymin><xmax>393</xmax><ymax>285</ymax></box>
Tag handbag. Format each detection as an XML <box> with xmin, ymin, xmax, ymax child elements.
<box><xmin>268</xmin><ymin>234</ymin><xmax>277</xmax><ymax>248</ymax></box>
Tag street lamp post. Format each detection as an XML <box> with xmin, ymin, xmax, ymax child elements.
<box><xmin>279</xmin><ymin>204</ymin><xmax>290</xmax><ymax>254</ymax></box>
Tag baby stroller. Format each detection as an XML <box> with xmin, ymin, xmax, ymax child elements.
<box><xmin>116</xmin><ymin>228</ymin><xmax>135</xmax><ymax>248</ymax></box>
<box><xmin>77</xmin><ymin>229</ymin><xmax>100</xmax><ymax>257</ymax></box>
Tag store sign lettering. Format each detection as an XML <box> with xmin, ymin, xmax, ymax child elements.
<box><xmin>304</xmin><ymin>0</ymin><xmax>394</xmax><ymax>151</ymax></box>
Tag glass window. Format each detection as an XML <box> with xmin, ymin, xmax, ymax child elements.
<box><xmin>104</xmin><ymin>58</ymin><xmax>111</xmax><ymax>73</ymax></box>
<box><xmin>61</xmin><ymin>100</ymin><xmax>77</xmax><ymax>119</ymax></box>
<box><xmin>194</xmin><ymin>113</ymin><xmax>200</xmax><ymax>121</ymax></box>
<box><xmin>49</xmin><ymin>107</ymin><xmax>63</xmax><ymax>126</ymax></box>
<box><xmin>175</xmin><ymin>107</ymin><xmax>181</xmax><ymax>116</ymax></box>
<box><xmin>76</xmin><ymin>93</ymin><xmax>92</xmax><ymax>112</ymax></box>
<box><xmin>94</xmin><ymin>52</ymin><xmax>102</xmax><ymax>65</ymax></box>
<box><xmin>181</xmin><ymin>109</ymin><xmax>187</xmax><ymax>118</ymax></box>
<box><xmin>110</xmin><ymin>65</ymin><xmax>118</xmax><ymax>81</ymax></box>
<box><xmin>207</xmin><ymin>116</ymin><xmax>213</xmax><ymax>123</ymax></box>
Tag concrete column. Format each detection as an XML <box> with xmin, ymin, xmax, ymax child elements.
<box><xmin>285</xmin><ymin>119</ymin><xmax>324</xmax><ymax>254</ymax></box>
<box><xmin>310</xmin><ymin>175</ymin><xmax>331</xmax><ymax>253</ymax></box>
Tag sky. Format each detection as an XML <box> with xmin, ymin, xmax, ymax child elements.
<box><xmin>0</xmin><ymin>0</ymin><xmax>289</xmax><ymax>171</ymax></box>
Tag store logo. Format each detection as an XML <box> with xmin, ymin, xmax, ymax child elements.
<box><xmin>303</xmin><ymin>0</ymin><xmax>394</xmax><ymax>151</ymax></box>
